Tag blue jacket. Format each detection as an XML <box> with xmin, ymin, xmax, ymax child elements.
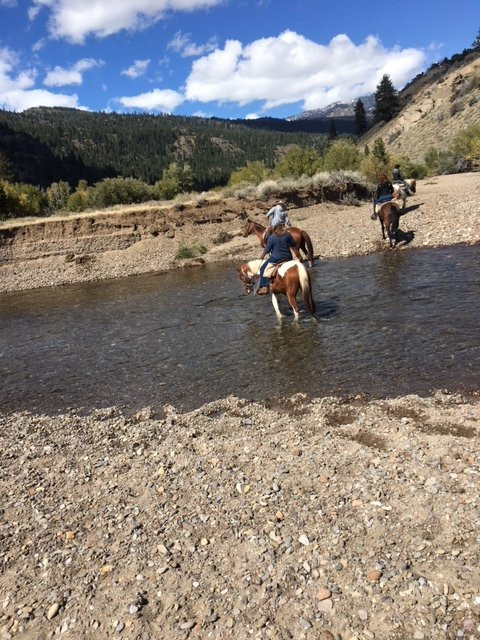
<box><xmin>264</xmin><ymin>233</ymin><xmax>295</xmax><ymax>262</ymax></box>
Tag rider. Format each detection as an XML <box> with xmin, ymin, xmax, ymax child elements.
<box><xmin>265</xmin><ymin>200</ymin><xmax>291</xmax><ymax>241</ymax></box>
<box><xmin>255</xmin><ymin>225</ymin><xmax>296</xmax><ymax>296</ymax></box>
<box><xmin>392</xmin><ymin>164</ymin><xmax>411</xmax><ymax>195</ymax></box>
<box><xmin>371</xmin><ymin>174</ymin><xmax>394</xmax><ymax>220</ymax></box>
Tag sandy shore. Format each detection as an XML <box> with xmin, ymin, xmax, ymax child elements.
<box><xmin>0</xmin><ymin>172</ymin><xmax>479</xmax><ymax>292</ymax></box>
<box><xmin>1</xmin><ymin>392</ymin><xmax>479</xmax><ymax>640</ymax></box>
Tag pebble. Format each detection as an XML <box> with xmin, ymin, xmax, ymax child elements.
<box><xmin>46</xmin><ymin>603</ymin><xmax>60</xmax><ymax>620</ymax></box>
<box><xmin>358</xmin><ymin>609</ymin><xmax>368</xmax><ymax>621</ymax></box>
<box><xmin>366</xmin><ymin>570</ymin><xmax>382</xmax><ymax>582</ymax></box>
<box><xmin>298</xmin><ymin>534</ymin><xmax>310</xmax><ymax>546</ymax></box>
<box><xmin>179</xmin><ymin>620</ymin><xmax>195</xmax><ymax>630</ymax></box>
<box><xmin>316</xmin><ymin>588</ymin><xmax>332</xmax><ymax>601</ymax></box>
<box><xmin>318</xmin><ymin>599</ymin><xmax>333</xmax><ymax>613</ymax></box>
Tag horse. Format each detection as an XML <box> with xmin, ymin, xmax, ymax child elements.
<box><xmin>392</xmin><ymin>184</ymin><xmax>408</xmax><ymax>209</ymax></box>
<box><xmin>242</xmin><ymin>219</ymin><xmax>314</xmax><ymax>267</ymax></box>
<box><xmin>238</xmin><ymin>259</ymin><xmax>316</xmax><ymax>320</ymax></box>
<box><xmin>375</xmin><ymin>201</ymin><xmax>400</xmax><ymax>248</ymax></box>
<box><xmin>393</xmin><ymin>178</ymin><xmax>416</xmax><ymax>208</ymax></box>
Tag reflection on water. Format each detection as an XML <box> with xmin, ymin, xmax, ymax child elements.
<box><xmin>1</xmin><ymin>245</ymin><xmax>479</xmax><ymax>414</ymax></box>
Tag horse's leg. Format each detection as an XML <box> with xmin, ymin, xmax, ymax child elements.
<box><xmin>271</xmin><ymin>293</ymin><xmax>283</xmax><ymax>320</ymax></box>
<box><xmin>286</xmin><ymin>290</ymin><xmax>299</xmax><ymax>320</ymax></box>
<box><xmin>380</xmin><ymin>218</ymin><xmax>386</xmax><ymax>240</ymax></box>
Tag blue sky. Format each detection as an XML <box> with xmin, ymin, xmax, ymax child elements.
<box><xmin>0</xmin><ymin>0</ymin><xmax>479</xmax><ymax>117</ymax></box>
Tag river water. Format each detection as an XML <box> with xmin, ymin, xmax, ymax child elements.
<box><xmin>1</xmin><ymin>245</ymin><xmax>479</xmax><ymax>414</ymax></box>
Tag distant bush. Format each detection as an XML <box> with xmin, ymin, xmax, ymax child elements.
<box><xmin>322</xmin><ymin>140</ymin><xmax>361</xmax><ymax>171</ymax></box>
<box><xmin>67</xmin><ymin>189</ymin><xmax>89</xmax><ymax>212</ymax></box>
<box><xmin>46</xmin><ymin>180</ymin><xmax>71</xmax><ymax>211</ymax></box>
<box><xmin>228</xmin><ymin>161</ymin><xmax>269</xmax><ymax>186</ymax></box>
<box><xmin>154</xmin><ymin>162</ymin><xmax>194</xmax><ymax>200</ymax></box>
<box><xmin>274</xmin><ymin>146</ymin><xmax>322</xmax><ymax>179</ymax></box>
<box><xmin>89</xmin><ymin>177</ymin><xmax>153</xmax><ymax>208</ymax></box>
<box><xmin>1</xmin><ymin>180</ymin><xmax>48</xmax><ymax>218</ymax></box>
<box><xmin>450</xmin><ymin>100</ymin><xmax>464</xmax><ymax>116</ymax></box>
<box><xmin>175</xmin><ymin>244</ymin><xmax>207</xmax><ymax>260</ymax></box>
<box><xmin>451</xmin><ymin>124</ymin><xmax>480</xmax><ymax>161</ymax></box>
<box><xmin>360</xmin><ymin>155</ymin><xmax>392</xmax><ymax>183</ymax></box>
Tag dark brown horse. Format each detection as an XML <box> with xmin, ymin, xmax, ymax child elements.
<box><xmin>376</xmin><ymin>201</ymin><xmax>400</xmax><ymax>248</ymax></box>
<box><xmin>243</xmin><ymin>219</ymin><xmax>314</xmax><ymax>267</ymax></box>
<box><xmin>238</xmin><ymin>259</ymin><xmax>316</xmax><ymax>319</ymax></box>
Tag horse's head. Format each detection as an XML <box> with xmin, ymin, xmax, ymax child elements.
<box><xmin>237</xmin><ymin>263</ymin><xmax>255</xmax><ymax>294</ymax></box>
<box><xmin>242</xmin><ymin>219</ymin><xmax>253</xmax><ymax>237</ymax></box>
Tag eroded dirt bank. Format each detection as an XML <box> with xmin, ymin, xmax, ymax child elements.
<box><xmin>0</xmin><ymin>173</ymin><xmax>479</xmax><ymax>292</ymax></box>
<box><xmin>1</xmin><ymin>392</ymin><xmax>479</xmax><ymax>640</ymax></box>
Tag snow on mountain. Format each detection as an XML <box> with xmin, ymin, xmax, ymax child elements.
<box><xmin>287</xmin><ymin>95</ymin><xmax>375</xmax><ymax>121</ymax></box>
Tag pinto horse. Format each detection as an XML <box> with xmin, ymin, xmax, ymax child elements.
<box><xmin>238</xmin><ymin>259</ymin><xmax>316</xmax><ymax>320</ymax></box>
<box><xmin>243</xmin><ymin>219</ymin><xmax>314</xmax><ymax>267</ymax></box>
<box><xmin>376</xmin><ymin>201</ymin><xmax>400</xmax><ymax>248</ymax></box>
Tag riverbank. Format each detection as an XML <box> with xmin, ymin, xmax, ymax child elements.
<box><xmin>0</xmin><ymin>172</ymin><xmax>479</xmax><ymax>292</ymax></box>
<box><xmin>1</xmin><ymin>391</ymin><xmax>479</xmax><ymax>640</ymax></box>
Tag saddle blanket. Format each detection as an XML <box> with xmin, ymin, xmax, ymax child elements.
<box><xmin>261</xmin><ymin>259</ymin><xmax>298</xmax><ymax>278</ymax></box>
<box><xmin>375</xmin><ymin>200</ymin><xmax>400</xmax><ymax>214</ymax></box>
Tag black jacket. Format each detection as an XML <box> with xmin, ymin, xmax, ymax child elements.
<box><xmin>376</xmin><ymin>181</ymin><xmax>394</xmax><ymax>199</ymax></box>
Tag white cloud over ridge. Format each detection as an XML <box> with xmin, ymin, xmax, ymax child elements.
<box><xmin>44</xmin><ymin>58</ymin><xmax>103</xmax><ymax>86</ymax></box>
<box><xmin>168</xmin><ymin>31</ymin><xmax>218</xmax><ymax>57</ymax></box>
<box><xmin>0</xmin><ymin>47</ymin><xmax>81</xmax><ymax>110</ymax></box>
<box><xmin>32</xmin><ymin>0</ymin><xmax>225</xmax><ymax>43</ymax></box>
<box><xmin>121</xmin><ymin>59</ymin><xmax>150</xmax><ymax>79</ymax></box>
<box><xmin>185</xmin><ymin>31</ymin><xmax>426</xmax><ymax>111</ymax></box>
<box><xmin>118</xmin><ymin>88</ymin><xmax>184</xmax><ymax>112</ymax></box>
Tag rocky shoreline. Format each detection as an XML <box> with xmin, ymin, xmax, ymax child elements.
<box><xmin>1</xmin><ymin>391</ymin><xmax>479</xmax><ymax>640</ymax></box>
<box><xmin>0</xmin><ymin>172</ymin><xmax>479</xmax><ymax>292</ymax></box>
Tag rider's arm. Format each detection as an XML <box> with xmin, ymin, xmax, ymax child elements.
<box><xmin>261</xmin><ymin>236</ymin><xmax>273</xmax><ymax>259</ymax></box>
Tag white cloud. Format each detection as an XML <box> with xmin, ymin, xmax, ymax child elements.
<box><xmin>31</xmin><ymin>0</ymin><xmax>225</xmax><ymax>43</ymax></box>
<box><xmin>0</xmin><ymin>47</ymin><xmax>82</xmax><ymax>111</ymax></box>
<box><xmin>32</xmin><ymin>38</ymin><xmax>46</xmax><ymax>52</ymax></box>
<box><xmin>168</xmin><ymin>31</ymin><xmax>218</xmax><ymax>58</ymax></box>
<box><xmin>43</xmin><ymin>58</ymin><xmax>103</xmax><ymax>86</ymax></box>
<box><xmin>118</xmin><ymin>88</ymin><xmax>184</xmax><ymax>112</ymax></box>
<box><xmin>185</xmin><ymin>31</ymin><xmax>426</xmax><ymax>110</ymax></box>
<box><xmin>245</xmin><ymin>113</ymin><xmax>259</xmax><ymax>119</ymax></box>
<box><xmin>1</xmin><ymin>0</ymin><xmax>17</xmax><ymax>7</ymax></box>
<box><xmin>121</xmin><ymin>59</ymin><xmax>150</xmax><ymax>79</ymax></box>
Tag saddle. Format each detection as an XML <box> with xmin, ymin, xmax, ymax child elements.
<box><xmin>263</xmin><ymin>261</ymin><xmax>289</xmax><ymax>280</ymax></box>
<box><xmin>375</xmin><ymin>200</ymin><xmax>400</xmax><ymax>214</ymax></box>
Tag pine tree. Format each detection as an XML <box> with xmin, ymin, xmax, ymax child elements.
<box><xmin>354</xmin><ymin>99</ymin><xmax>368</xmax><ymax>135</ymax></box>
<box><xmin>373</xmin><ymin>75</ymin><xmax>401</xmax><ymax>124</ymax></box>
<box><xmin>473</xmin><ymin>28</ymin><xmax>480</xmax><ymax>49</ymax></box>
<box><xmin>328</xmin><ymin>118</ymin><xmax>338</xmax><ymax>140</ymax></box>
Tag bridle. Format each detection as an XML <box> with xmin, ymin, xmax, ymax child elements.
<box><xmin>238</xmin><ymin>267</ymin><xmax>255</xmax><ymax>293</ymax></box>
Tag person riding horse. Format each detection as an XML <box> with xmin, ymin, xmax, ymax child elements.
<box><xmin>392</xmin><ymin>164</ymin><xmax>411</xmax><ymax>195</ymax></box>
<box><xmin>264</xmin><ymin>200</ymin><xmax>291</xmax><ymax>241</ymax></box>
<box><xmin>255</xmin><ymin>225</ymin><xmax>297</xmax><ymax>295</ymax></box>
<box><xmin>371</xmin><ymin>174</ymin><xmax>394</xmax><ymax>220</ymax></box>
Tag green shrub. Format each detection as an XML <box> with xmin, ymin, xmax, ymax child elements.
<box><xmin>46</xmin><ymin>180</ymin><xmax>71</xmax><ymax>211</ymax></box>
<box><xmin>175</xmin><ymin>244</ymin><xmax>207</xmax><ymax>260</ymax></box>
<box><xmin>228</xmin><ymin>161</ymin><xmax>269</xmax><ymax>186</ymax></box>
<box><xmin>67</xmin><ymin>190</ymin><xmax>89</xmax><ymax>212</ymax></box>
<box><xmin>360</xmin><ymin>155</ymin><xmax>392</xmax><ymax>184</ymax></box>
<box><xmin>89</xmin><ymin>177</ymin><xmax>153</xmax><ymax>208</ymax></box>
<box><xmin>274</xmin><ymin>147</ymin><xmax>322</xmax><ymax>179</ymax></box>
<box><xmin>322</xmin><ymin>140</ymin><xmax>361</xmax><ymax>172</ymax></box>
<box><xmin>1</xmin><ymin>181</ymin><xmax>48</xmax><ymax>217</ymax></box>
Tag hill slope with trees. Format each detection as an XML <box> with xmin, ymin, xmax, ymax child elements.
<box><xmin>360</xmin><ymin>48</ymin><xmax>480</xmax><ymax>162</ymax></box>
<box><xmin>0</xmin><ymin>108</ymin><xmax>331</xmax><ymax>190</ymax></box>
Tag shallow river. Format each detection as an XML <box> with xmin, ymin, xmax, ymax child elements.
<box><xmin>1</xmin><ymin>245</ymin><xmax>479</xmax><ymax>414</ymax></box>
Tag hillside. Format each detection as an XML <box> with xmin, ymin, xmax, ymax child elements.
<box><xmin>360</xmin><ymin>49</ymin><xmax>480</xmax><ymax>161</ymax></box>
<box><xmin>0</xmin><ymin>108</ymin><xmax>328</xmax><ymax>190</ymax></box>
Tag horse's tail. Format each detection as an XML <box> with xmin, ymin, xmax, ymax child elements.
<box><xmin>297</xmin><ymin>263</ymin><xmax>316</xmax><ymax>316</ymax></box>
<box><xmin>303</xmin><ymin>231</ymin><xmax>315</xmax><ymax>267</ymax></box>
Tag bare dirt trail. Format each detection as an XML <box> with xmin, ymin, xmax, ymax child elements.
<box><xmin>0</xmin><ymin>173</ymin><xmax>479</xmax><ymax>292</ymax></box>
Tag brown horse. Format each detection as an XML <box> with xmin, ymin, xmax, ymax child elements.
<box><xmin>243</xmin><ymin>219</ymin><xmax>314</xmax><ymax>267</ymax></box>
<box><xmin>376</xmin><ymin>201</ymin><xmax>400</xmax><ymax>248</ymax></box>
<box><xmin>238</xmin><ymin>259</ymin><xmax>316</xmax><ymax>320</ymax></box>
